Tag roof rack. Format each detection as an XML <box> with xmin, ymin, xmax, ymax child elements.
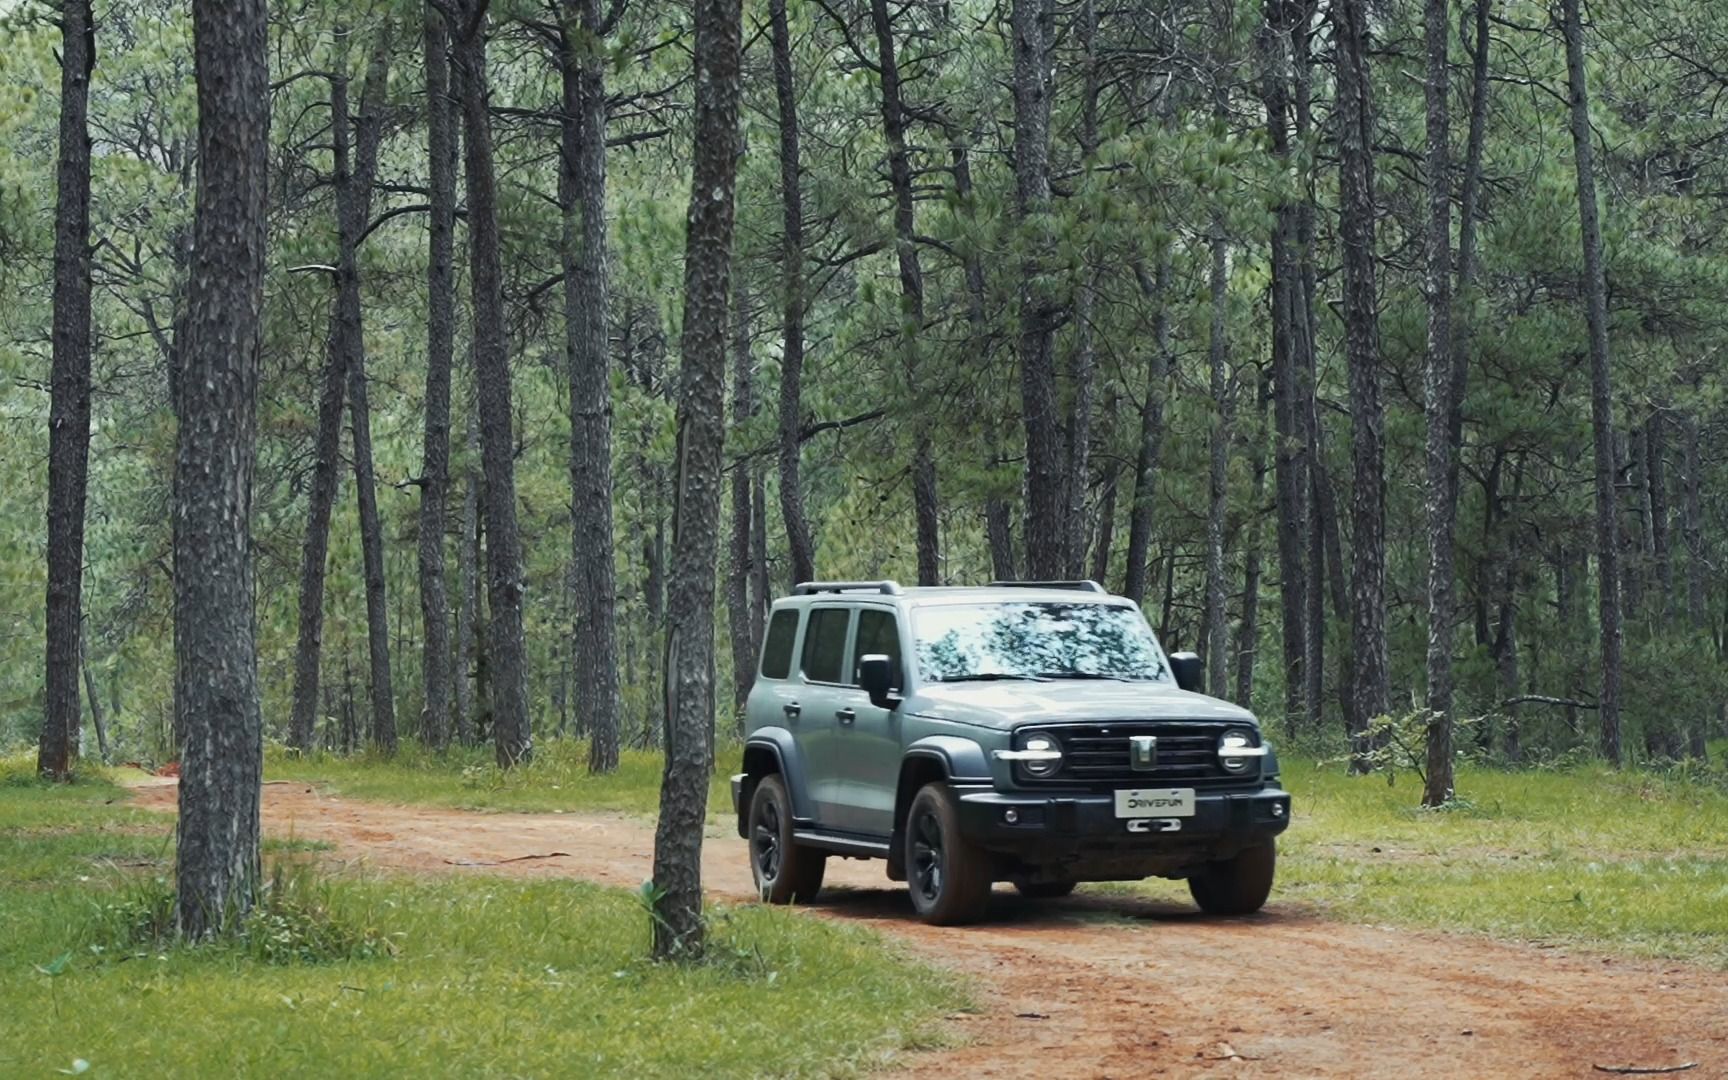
<box><xmin>793</xmin><ymin>580</ymin><xmax>904</xmax><ymax>596</ymax></box>
<box><xmin>987</xmin><ymin>579</ymin><xmax>1108</xmax><ymax>594</ymax></box>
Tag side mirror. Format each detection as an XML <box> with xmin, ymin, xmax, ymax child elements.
<box><xmin>1169</xmin><ymin>651</ymin><xmax>1204</xmax><ymax>694</ymax></box>
<box><xmin>858</xmin><ymin>654</ymin><xmax>900</xmax><ymax>710</ymax></box>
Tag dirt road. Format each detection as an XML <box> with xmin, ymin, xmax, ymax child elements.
<box><xmin>133</xmin><ymin>781</ymin><xmax>1726</xmax><ymax>1077</ymax></box>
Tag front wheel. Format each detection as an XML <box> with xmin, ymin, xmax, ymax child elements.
<box><xmin>748</xmin><ymin>775</ymin><xmax>825</xmax><ymax>904</ymax></box>
<box><xmin>905</xmin><ymin>783</ymin><xmax>993</xmax><ymax>925</ymax></box>
<box><xmin>1187</xmin><ymin>839</ymin><xmax>1276</xmax><ymax>915</ymax></box>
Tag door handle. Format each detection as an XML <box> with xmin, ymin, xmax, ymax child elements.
<box><xmin>783</xmin><ymin>702</ymin><xmax>801</xmax><ymax>719</ymax></box>
<box><xmin>836</xmin><ymin>708</ymin><xmax>856</xmax><ymax>725</ymax></box>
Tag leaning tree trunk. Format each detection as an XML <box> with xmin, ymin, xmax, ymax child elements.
<box><xmin>41</xmin><ymin>0</ymin><xmax>94</xmax><ymax>781</ymax></box>
<box><xmin>454</xmin><ymin>1</ymin><xmax>532</xmax><ymax>766</ymax></box>
<box><xmin>1561</xmin><ymin>0</ymin><xmax>1622</xmax><ymax>767</ymax></box>
<box><xmin>652</xmin><ymin>0</ymin><xmax>741</xmax><ymax>961</ymax></box>
<box><xmin>1011</xmin><ymin>0</ymin><xmax>1062</xmax><ymax>580</ymax></box>
<box><xmin>418</xmin><ymin>2</ymin><xmax>458</xmax><ymax>751</ymax></box>
<box><xmin>1333</xmin><ymin>0</ymin><xmax>1388</xmax><ymax>769</ymax></box>
<box><xmin>561</xmin><ymin>0</ymin><xmax>623</xmax><ymax>773</ymax></box>
<box><xmin>175</xmin><ymin>0</ymin><xmax>268</xmax><ymax>940</ymax></box>
<box><xmin>768</xmin><ymin>0</ymin><xmax>816</xmax><ymax>587</ymax></box>
<box><xmin>1419</xmin><ymin>0</ymin><xmax>1456</xmax><ymax>808</ymax></box>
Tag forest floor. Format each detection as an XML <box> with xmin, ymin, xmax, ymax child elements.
<box><xmin>128</xmin><ymin>776</ymin><xmax>1728</xmax><ymax>1078</ymax></box>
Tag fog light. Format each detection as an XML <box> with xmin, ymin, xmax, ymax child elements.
<box><xmin>1271</xmin><ymin>802</ymin><xmax>1285</xmax><ymax>818</ymax></box>
<box><xmin>1004</xmin><ymin>808</ymin><xmax>1020</xmax><ymax>824</ymax></box>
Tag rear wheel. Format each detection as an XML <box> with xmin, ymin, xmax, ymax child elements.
<box><xmin>905</xmin><ymin>783</ymin><xmax>992</xmax><ymax>925</ymax></box>
<box><xmin>1187</xmin><ymin>839</ymin><xmax>1275</xmax><ymax>915</ymax></box>
<box><xmin>1014</xmin><ymin>879</ymin><xmax>1077</xmax><ymax>900</ymax></box>
<box><xmin>748</xmin><ymin>775</ymin><xmax>825</xmax><ymax>904</ymax></box>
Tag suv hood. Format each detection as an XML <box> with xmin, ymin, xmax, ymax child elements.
<box><xmin>906</xmin><ymin>680</ymin><xmax>1257</xmax><ymax>730</ymax></box>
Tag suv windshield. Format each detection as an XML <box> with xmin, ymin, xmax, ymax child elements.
<box><xmin>912</xmin><ymin>602</ymin><xmax>1172</xmax><ymax>683</ymax></box>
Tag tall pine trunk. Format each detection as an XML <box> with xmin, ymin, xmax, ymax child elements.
<box><xmin>1561</xmin><ymin>0</ymin><xmax>1622</xmax><ymax>766</ymax></box>
<box><xmin>560</xmin><ymin>0</ymin><xmax>623</xmax><ymax>773</ymax></box>
<box><xmin>1420</xmin><ymin>0</ymin><xmax>1456</xmax><ymax>807</ymax></box>
<box><xmin>41</xmin><ymin>0</ymin><xmax>94</xmax><ymax>781</ymax></box>
<box><xmin>418</xmin><ymin>3</ymin><xmax>458</xmax><ymax>751</ymax></box>
<box><xmin>175</xmin><ymin>0</ymin><xmax>267</xmax><ymax>939</ymax></box>
<box><xmin>653</xmin><ymin>0</ymin><xmax>741</xmax><ymax>960</ymax></box>
<box><xmin>1122</xmin><ymin>258</ymin><xmax>1170</xmax><ymax>605</ymax></box>
<box><xmin>769</xmin><ymin>0</ymin><xmax>815</xmax><ymax>586</ymax></box>
<box><xmin>1204</xmin><ymin>222</ymin><xmax>1231</xmax><ymax>698</ymax></box>
<box><xmin>1333</xmin><ymin>0</ymin><xmax>1388</xmax><ymax>768</ymax></box>
<box><xmin>455</xmin><ymin>2</ymin><xmax>532</xmax><ymax>766</ymax></box>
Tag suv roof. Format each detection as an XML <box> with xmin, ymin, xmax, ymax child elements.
<box><xmin>781</xmin><ymin>580</ymin><xmax>1131</xmax><ymax>608</ymax></box>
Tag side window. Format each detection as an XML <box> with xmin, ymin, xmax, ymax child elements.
<box><xmin>800</xmin><ymin>607</ymin><xmax>852</xmax><ymax>684</ymax></box>
<box><xmin>760</xmin><ymin>609</ymin><xmax>800</xmax><ymax>680</ymax></box>
<box><xmin>852</xmin><ymin>609</ymin><xmax>903</xmax><ymax>689</ymax></box>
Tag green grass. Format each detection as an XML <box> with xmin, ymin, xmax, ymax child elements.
<box><xmin>265</xmin><ymin>741</ymin><xmax>734</xmax><ymax>818</ymax></box>
<box><xmin>1120</xmin><ymin>758</ymin><xmax>1728</xmax><ymax>965</ymax></box>
<box><xmin>0</xmin><ymin>757</ymin><xmax>962</xmax><ymax>1078</ymax></box>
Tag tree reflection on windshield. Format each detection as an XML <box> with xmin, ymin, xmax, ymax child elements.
<box><xmin>913</xmin><ymin>603</ymin><xmax>1171</xmax><ymax>683</ymax></box>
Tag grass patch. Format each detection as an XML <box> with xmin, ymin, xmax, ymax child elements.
<box><xmin>0</xmin><ymin>769</ymin><xmax>962</xmax><ymax>1077</ymax></box>
<box><xmin>266</xmin><ymin>741</ymin><xmax>733</xmax><ymax>818</ymax></box>
<box><xmin>1124</xmin><ymin>758</ymin><xmax>1728</xmax><ymax>965</ymax></box>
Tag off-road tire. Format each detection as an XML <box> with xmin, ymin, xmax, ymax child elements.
<box><xmin>1187</xmin><ymin>839</ymin><xmax>1276</xmax><ymax>915</ymax></box>
<box><xmin>1014</xmin><ymin>879</ymin><xmax>1078</xmax><ymax>900</ymax></box>
<box><xmin>905</xmin><ymin>782</ymin><xmax>993</xmax><ymax>925</ymax></box>
<box><xmin>748</xmin><ymin>775</ymin><xmax>825</xmax><ymax>904</ymax></box>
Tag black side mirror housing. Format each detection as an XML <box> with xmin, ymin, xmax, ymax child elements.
<box><xmin>858</xmin><ymin>654</ymin><xmax>900</xmax><ymax>710</ymax></box>
<box><xmin>1169</xmin><ymin>651</ymin><xmax>1205</xmax><ymax>694</ymax></box>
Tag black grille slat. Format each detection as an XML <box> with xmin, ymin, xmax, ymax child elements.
<box><xmin>1017</xmin><ymin>721</ymin><xmax>1246</xmax><ymax>786</ymax></box>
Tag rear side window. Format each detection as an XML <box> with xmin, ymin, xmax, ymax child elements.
<box><xmin>853</xmin><ymin>609</ymin><xmax>903</xmax><ymax>689</ymax></box>
<box><xmin>801</xmin><ymin>608</ymin><xmax>852</xmax><ymax>683</ymax></box>
<box><xmin>760</xmin><ymin>610</ymin><xmax>800</xmax><ymax>680</ymax></box>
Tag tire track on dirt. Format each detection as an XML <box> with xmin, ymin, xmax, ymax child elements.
<box><xmin>132</xmin><ymin>781</ymin><xmax>1727</xmax><ymax>1078</ymax></box>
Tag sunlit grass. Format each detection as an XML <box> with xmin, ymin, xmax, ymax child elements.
<box><xmin>0</xmin><ymin>761</ymin><xmax>962</xmax><ymax>1078</ymax></box>
<box><xmin>1122</xmin><ymin>758</ymin><xmax>1728</xmax><ymax>965</ymax></box>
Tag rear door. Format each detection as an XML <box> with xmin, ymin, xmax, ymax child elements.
<box><xmin>796</xmin><ymin>605</ymin><xmax>855</xmax><ymax>827</ymax></box>
<box><xmin>834</xmin><ymin>605</ymin><xmax>906</xmax><ymax>837</ymax></box>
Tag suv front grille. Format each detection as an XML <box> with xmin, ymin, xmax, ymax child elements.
<box><xmin>1017</xmin><ymin>721</ymin><xmax>1245</xmax><ymax>786</ymax></box>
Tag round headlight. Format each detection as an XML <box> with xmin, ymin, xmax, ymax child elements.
<box><xmin>1021</xmin><ymin>734</ymin><xmax>1062</xmax><ymax>777</ymax></box>
<box><xmin>1218</xmin><ymin>729</ymin><xmax>1258</xmax><ymax>772</ymax></box>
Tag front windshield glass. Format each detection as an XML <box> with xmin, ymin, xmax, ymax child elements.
<box><xmin>912</xmin><ymin>602</ymin><xmax>1172</xmax><ymax>683</ymax></box>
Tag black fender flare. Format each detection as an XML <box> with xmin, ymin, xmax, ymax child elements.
<box><xmin>738</xmin><ymin>728</ymin><xmax>815</xmax><ymax>831</ymax></box>
<box><xmin>887</xmin><ymin>735</ymin><xmax>991</xmax><ymax>879</ymax></box>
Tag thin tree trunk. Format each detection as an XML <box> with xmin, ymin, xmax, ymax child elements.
<box><xmin>1292</xmin><ymin>8</ymin><xmax>1327</xmax><ymax>734</ymax></box>
<box><xmin>1647</xmin><ymin>414</ymin><xmax>1671</xmax><ymax>616</ymax></box>
<box><xmin>1682</xmin><ymin>412</ymin><xmax>1705</xmax><ymax>629</ymax></box>
<box><xmin>768</xmin><ymin>0</ymin><xmax>816</xmax><ymax>586</ymax></box>
<box><xmin>1012</xmin><ymin>0</ymin><xmax>1062</xmax><ymax>580</ymax></box>
<box><xmin>1449</xmin><ymin>0</ymin><xmax>1492</xmax><ymax>503</ymax></box>
<box><xmin>453</xmin><ymin>412</ymin><xmax>480</xmax><ymax>746</ymax></box>
<box><xmin>1123</xmin><ymin>258</ymin><xmax>1170</xmax><ymax>605</ymax></box>
<box><xmin>41</xmin><ymin>0</ymin><xmax>94</xmax><ymax>781</ymax></box>
<box><xmin>80</xmin><ymin>618</ymin><xmax>109</xmax><ymax>763</ymax></box>
<box><xmin>1204</xmin><ymin>222</ymin><xmax>1231</xmax><ymax>698</ymax></box>
<box><xmin>418</xmin><ymin>1</ymin><xmax>458</xmax><ymax>752</ymax></box>
<box><xmin>454</xmin><ymin>1</ymin><xmax>532</xmax><ymax>766</ymax></box>
<box><xmin>1494</xmin><ymin>465</ymin><xmax>1523</xmax><ymax>763</ymax></box>
<box><xmin>1334</xmin><ymin>0</ymin><xmax>1388</xmax><ymax>770</ymax></box>
<box><xmin>1091</xmin><ymin>461</ymin><xmax>1120</xmax><ymax>585</ymax></box>
<box><xmin>728</xmin><ymin>292</ymin><xmax>756</xmax><ymax>718</ymax></box>
<box><xmin>1237</xmin><ymin>374</ymin><xmax>1269</xmax><ymax>708</ymax></box>
<box><xmin>1064</xmin><ymin>0</ymin><xmax>1101</xmax><ymax>578</ymax></box>
<box><xmin>175</xmin><ymin>0</ymin><xmax>267</xmax><ymax>939</ymax></box>
<box><xmin>653</xmin><ymin>0</ymin><xmax>741</xmax><ymax>961</ymax></box>
<box><xmin>751</xmin><ymin>467</ymin><xmax>769</xmax><ymax>654</ymax></box>
<box><xmin>1420</xmin><ymin>0</ymin><xmax>1456</xmax><ymax>808</ymax></box>
<box><xmin>560</xmin><ymin>0</ymin><xmax>622</xmax><ymax>773</ymax></box>
<box><xmin>1561</xmin><ymin>0</ymin><xmax>1622</xmax><ymax>766</ymax></box>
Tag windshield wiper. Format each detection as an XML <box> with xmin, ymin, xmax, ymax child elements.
<box><xmin>1033</xmin><ymin>672</ymin><xmax>1143</xmax><ymax>681</ymax></box>
<box><xmin>936</xmin><ymin>672</ymin><xmax>1050</xmax><ymax>683</ymax></box>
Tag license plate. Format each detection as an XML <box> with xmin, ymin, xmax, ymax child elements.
<box><xmin>1114</xmin><ymin>788</ymin><xmax>1196</xmax><ymax>818</ymax></box>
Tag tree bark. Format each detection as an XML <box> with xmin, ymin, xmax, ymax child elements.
<box><xmin>1122</xmin><ymin>258</ymin><xmax>1170</xmax><ymax>605</ymax></box>
<box><xmin>728</xmin><ymin>293</ymin><xmax>756</xmax><ymax>718</ymax></box>
<box><xmin>454</xmin><ymin>1</ymin><xmax>532</xmax><ymax>766</ymax></box>
<box><xmin>1333</xmin><ymin>0</ymin><xmax>1388</xmax><ymax>769</ymax></box>
<box><xmin>175</xmin><ymin>0</ymin><xmax>267</xmax><ymax>939</ymax></box>
<box><xmin>418</xmin><ymin>2</ymin><xmax>459</xmax><ymax>751</ymax></box>
<box><xmin>1420</xmin><ymin>0</ymin><xmax>1456</xmax><ymax>808</ymax></box>
<box><xmin>653</xmin><ymin>0</ymin><xmax>741</xmax><ymax>961</ymax></box>
<box><xmin>454</xmin><ymin>411</ymin><xmax>480</xmax><ymax>746</ymax></box>
<box><xmin>41</xmin><ymin>0</ymin><xmax>95</xmax><ymax>781</ymax></box>
<box><xmin>1237</xmin><ymin>374</ymin><xmax>1269</xmax><ymax>708</ymax></box>
<box><xmin>560</xmin><ymin>0</ymin><xmax>623</xmax><ymax>773</ymax></box>
<box><xmin>1064</xmin><ymin>0</ymin><xmax>1101</xmax><ymax>578</ymax></box>
<box><xmin>1561</xmin><ymin>0</ymin><xmax>1622</xmax><ymax>766</ymax></box>
<box><xmin>1204</xmin><ymin>222</ymin><xmax>1231</xmax><ymax>698</ymax></box>
<box><xmin>769</xmin><ymin>0</ymin><xmax>816</xmax><ymax>587</ymax></box>
<box><xmin>1011</xmin><ymin>0</ymin><xmax>1062</xmax><ymax>580</ymax></box>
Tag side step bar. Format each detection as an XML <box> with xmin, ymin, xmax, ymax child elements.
<box><xmin>793</xmin><ymin>830</ymin><xmax>892</xmax><ymax>858</ymax></box>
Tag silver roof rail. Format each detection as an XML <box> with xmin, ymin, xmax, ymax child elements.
<box><xmin>987</xmin><ymin>579</ymin><xmax>1107</xmax><ymax>594</ymax></box>
<box><xmin>793</xmin><ymin>580</ymin><xmax>904</xmax><ymax>596</ymax></box>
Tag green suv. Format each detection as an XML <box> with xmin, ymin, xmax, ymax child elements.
<box><xmin>730</xmin><ymin>580</ymin><xmax>1291</xmax><ymax>925</ymax></box>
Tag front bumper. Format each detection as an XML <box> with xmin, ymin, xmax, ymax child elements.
<box><xmin>953</xmin><ymin>783</ymin><xmax>1291</xmax><ymax>854</ymax></box>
